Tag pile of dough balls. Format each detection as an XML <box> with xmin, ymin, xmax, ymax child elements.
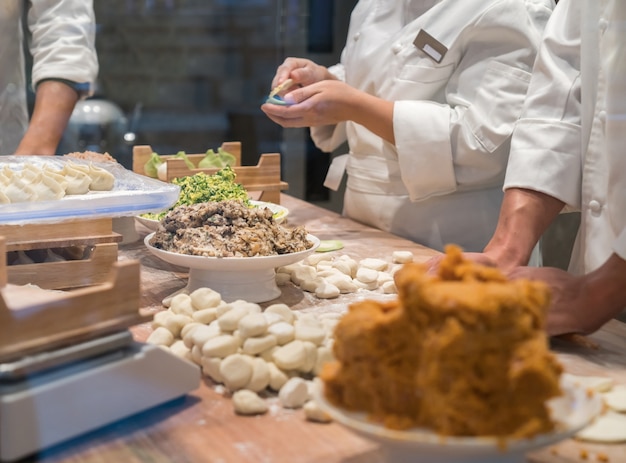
<box><xmin>276</xmin><ymin>250</ymin><xmax>415</xmax><ymax>299</ymax></box>
<box><xmin>147</xmin><ymin>288</ymin><xmax>339</xmax><ymax>422</ymax></box>
<box><xmin>148</xmin><ymin>250</ymin><xmax>417</xmax><ymax>420</ymax></box>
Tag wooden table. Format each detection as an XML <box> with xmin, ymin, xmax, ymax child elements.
<box><xmin>31</xmin><ymin>195</ymin><xmax>626</xmax><ymax>463</ymax></box>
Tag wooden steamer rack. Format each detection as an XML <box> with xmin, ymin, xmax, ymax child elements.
<box><xmin>132</xmin><ymin>141</ymin><xmax>289</xmax><ymax>204</ymax></box>
<box><xmin>0</xmin><ymin>223</ymin><xmax>199</xmax><ymax>462</ymax></box>
<box><xmin>0</xmin><ymin>218</ymin><xmax>121</xmax><ymax>290</ymax></box>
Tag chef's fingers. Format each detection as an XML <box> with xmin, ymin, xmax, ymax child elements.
<box><xmin>273</xmin><ymin>57</ymin><xmax>327</xmax><ymax>88</ymax></box>
<box><xmin>282</xmin><ymin>82</ymin><xmax>323</xmax><ymax>105</ymax></box>
<box><xmin>260</xmin><ymin>105</ymin><xmax>307</xmax><ymax>128</ymax></box>
<box><xmin>269</xmin><ymin>79</ymin><xmax>295</xmax><ymax>98</ymax></box>
<box><xmin>272</xmin><ymin>57</ymin><xmax>310</xmax><ymax>88</ymax></box>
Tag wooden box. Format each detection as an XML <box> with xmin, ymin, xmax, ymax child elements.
<box><xmin>0</xmin><ymin>237</ymin><xmax>148</xmax><ymax>363</ymax></box>
<box><xmin>131</xmin><ymin>141</ymin><xmax>289</xmax><ymax>204</ymax></box>
<box><xmin>0</xmin><ymin>218</ymin><xmax>121</xmax><ymax>290</ymax></box>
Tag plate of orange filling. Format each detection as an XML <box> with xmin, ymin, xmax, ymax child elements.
<box><xmin>314</xmin><ymin>377</ymin><xmax>602</xmax><ymax>463</ymax></box>
<box><xmin>314</xmin><ymin>245</ymin><xmax>603</xmax><ymax>463</ymax></box>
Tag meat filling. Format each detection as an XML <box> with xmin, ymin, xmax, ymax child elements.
<box><xmin>149</xmin><ymin>200</ymin><xmax>312</xmax><ymax>257</ymax></box>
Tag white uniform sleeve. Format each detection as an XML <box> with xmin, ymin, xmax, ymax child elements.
<box><xmin>605</xmin><ymin>0</ymin><xmax>626</xmax><ymax>260</ymax></box>
<box><xmin>28</xmin><ymin>0</ymin><xmax>98</xmax><ymax>90</ymax></box>
<box><xmin>504</xmin><ymin>0</ymin><xmax>583</xmax><ymax>209</ymax></box>
<box><xmin>394</xmin><ymin>1</ymin><xmax>553</xmax><ymax>201</ymax></box>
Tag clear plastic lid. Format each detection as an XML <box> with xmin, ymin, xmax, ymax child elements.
<box><xmin>0</xmin><ymin>156</ymin><xmax>180</xmax><ymax>225</ymax></box>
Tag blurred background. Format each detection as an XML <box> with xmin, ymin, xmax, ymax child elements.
<box><xmin>25</xmin><ymin>0</ymin><xmax>577</xmax><ymax>270</ymax></box>
<box><xmin>31</xmin><ymin>0</ymin><xmax>358</xmax><ymax>212</ymax></box>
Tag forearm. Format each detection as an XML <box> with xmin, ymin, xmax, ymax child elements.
<box><xmin>484</xmin><ymin>188</ymin><xmax>564</xmax><ymax>269</ymax></box>
<box><xmin>14</xmin><ymin>80</ymin><xmax>79</xmax><ymax>156</ymax></box>
<box><xmin>348</xmin><ymin>93</ymin><xmax>395</xmax><ymax>144</ymax></box>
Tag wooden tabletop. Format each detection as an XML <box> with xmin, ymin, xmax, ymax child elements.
<box><xmin>31</xmin><ymin>195</ymin><xmax>626</xmax><ymax>463</ymax></box>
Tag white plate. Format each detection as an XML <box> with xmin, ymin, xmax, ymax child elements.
<box><xmin>251</xmin><ymin>200</ymin><xmax>289</xmax><ymax>223</ymax></box>
<box><xmin>313</xmin><ymin>376</ymin><xmax>603</xmax><ymax>463</ymax></box>
<box><xmin>144</xmin><ymin>233</ymin><xmax>319</xmax><ymax>303</ymax></box>
<box><xmin>135</xmin><ymin>200</ymin><xmax>289</xmax><ymax>232</ymax></box>
<box><xmin>135</xmin><ymin>215</ymin><xmax>161</xmax><ymax>232</ymax></box>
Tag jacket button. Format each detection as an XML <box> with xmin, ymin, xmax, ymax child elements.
<box><xmin>599</xmin><ymin>18</ymin><xmax>609</xmax><ymax>33</ymax></box>
<box><xmin>391</xmin><ymin>42</ymin><xmax>403</xmax><ymax>54</ymax></box>
<box><xmin>589</xmin><ymin>200</ymin><xmax>602</xmax><ymax>213</ymax></box>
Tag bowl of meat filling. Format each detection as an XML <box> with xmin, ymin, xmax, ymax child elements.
<box><xmin>145</xmin><ymin>199</ymin><xmax>318</xmax><ymax>302</ymax></box>
<box><xmin>137</xmin><ymin>200</ymin><xmax>288</xmax><ymax>232</ymax></box>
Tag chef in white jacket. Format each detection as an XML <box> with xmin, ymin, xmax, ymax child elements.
<box><xmin>0</xmin><ymin>0</ymin><xmax>98</xmax><ymax>156</ymax></box>
<box><xmin>262</xmin><ymin>0</ymin><xmax>554</xmax><ymax>252</ymax></box>
<box><xmin>449</xmin><ymin>0</ymin><xmax>626</xmax><ymax>335</ymax></box>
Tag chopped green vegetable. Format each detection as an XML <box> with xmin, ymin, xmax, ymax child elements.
<box><xmin>316</xmin><ymin>240</ymin><xmax>344</xmax><ymax>252</ymax></box>
<box><xmin>142</xmin><ymin>166</ymin><xmax>249</xmax><ymax>221</ymax></box>
<box><xmin>143</xmin><ymin>152</ymin><xmax>163</xmax><ymax>178</ymax></box>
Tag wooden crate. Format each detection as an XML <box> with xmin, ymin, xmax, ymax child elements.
<box><xmin>0</xmin><ymin>218</ymin><xmax>121</xmax><ymax>290</ymax></box>
<box><xmin>0</xmin><ymin>237</ymin><xmax>149</xmax><ymax>363</ymax></box>
<box><xmin>132</xmin><ymin>141</ymin><xmax>289</xmax><ymax>204</ymax></box>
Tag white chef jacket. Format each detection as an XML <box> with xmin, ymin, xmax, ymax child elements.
<box><xmin>0</xmin><ymin>0</ymin><xmax>98</xmax><ymax>155</ymax></box>
<box><xmin>505</xmin><ymin>0</ymin><xmax>626</xmax><ymax>274</ymax></box>
<box><xmin>312</xmin><ymin>0</ymin><xmax>554</xmax><ymax>252</ymax></box>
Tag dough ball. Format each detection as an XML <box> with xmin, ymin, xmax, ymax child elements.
<box><xmin>232</xmin><ymin>390</ymin><xmax>268</xmax><ymax>416</ymax></box>
<box><xmin>190</xmin><ymin>287</ymin><xmax>222</xmax><ymax>310</ymax></box>
<box><xmin>279</xmin><ymin>377</ymin><xmax>309</xmax><ymax>409</ymax></box>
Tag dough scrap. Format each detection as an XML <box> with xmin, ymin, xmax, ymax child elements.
<box><xmin>238</xmin><ymin>313</ymin><xmax>269</xmax><ymax>339</ymax></box>
<box><xmin>232</xmin><ymin>390</ymin><xmax>268</xmax><ymax>415</ymax></box>
<box><xmin>279</xmin><ymin>377</ymin><xmax>309</xmax><ymax>409</ymax></box>
<box><xmin>220</xmin><ymin>354</ymin><xmax>254</xmax><ymax>391</ymax></box>
<box><xmin>303</xmin><ymin>400</ymin><xmax>332</xmax><ymax>423</ymax></box>
<box><xmin>146</xmin><ymin>327</ymin><xmax>175</xmax><ymax>347</ymax></box>
<box><xmin>203</xmin><ymin>335</ymin><xmax>241</xmax><ymax>358</ymax></box>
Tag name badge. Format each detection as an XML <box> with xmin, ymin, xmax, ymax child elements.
<box><xmin>413</xmin><ymin>29</ymin><xmax>447</xmax><ymax>63</ymax></box>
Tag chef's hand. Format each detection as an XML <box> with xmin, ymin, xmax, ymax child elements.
<box><xmin>262</xmin><ymin>80</ymin><xmax>363</xmax><ymax>128</ymax></box>
<box><xmin>424</xmin><ymin>252</ymin><xmax>499</xmax><ymax>275</ymax></box>
<box><xmin>507</xmin><ymin>266</ymin><xmax>593</xmax><ymax>336</ymax></box>
<box><xmin>271</xmin><ymin>57</ymin><xmax>336</xmax><ymax>90</ymax></box>
<box><xmin>508</xmin><ymin>253</ymin><xmax>626</xmax><ymax>337</ymax></box>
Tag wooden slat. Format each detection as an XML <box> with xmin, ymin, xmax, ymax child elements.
<box><xmin>132</xmin><ymin>141</ymin><xmax>242</xmax><ymax>175</ymax></box>
<box><xmin>7</xmin><ymin>242</ymin><xmax>119</xmax><ymax>289</ymax></box>
<box><xmin>0</xmin><ymin>259</ymin><xmax>148</xmax><ymax>363</ymax></box>
<box><xmin>0</xmin><ymin>218</ymin><xmax>116</xmax><ymax>246</ymax></box>
<box><xmin>132</xmin><ymin>143</ymin><xmax>288</xmax><ymax>204</ymax></box>
<box><xmin>6</xmin><ymin>234</ymin><xmax>121</xmax><ymax>252</ymax></box>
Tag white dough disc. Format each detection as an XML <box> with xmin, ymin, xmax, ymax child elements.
<box><xmin>603</xmin><ymin>385</ymin><xmax>626</xmax><ymax>412</ymax></box>
<box><xmin>575</xmin><ymin>411</ymin><xmax>626</xmax><ymax>443</ymax></box>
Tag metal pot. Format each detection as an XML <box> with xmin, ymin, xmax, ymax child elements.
<box><xmin>57</xmin><ymin>98</ymin><xmax>139</xmax><ymax>169</ymax></box>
